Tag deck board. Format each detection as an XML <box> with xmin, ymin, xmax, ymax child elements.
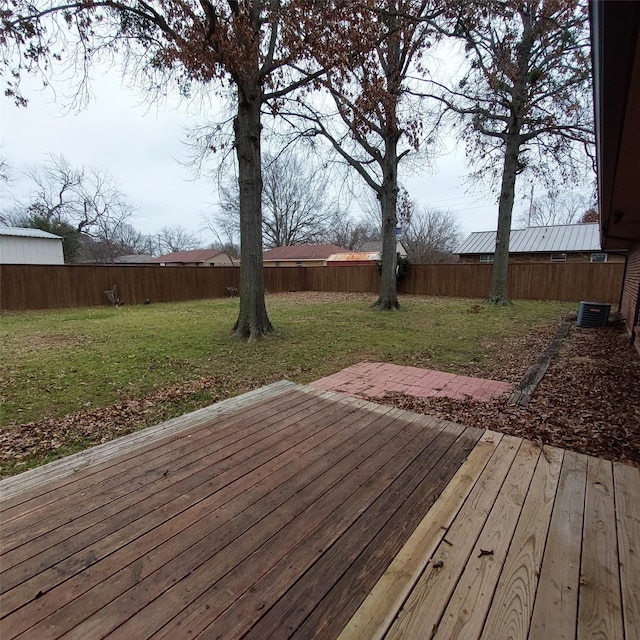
<box><xmin>1</xmin><ymin>381</ymin><xmax>638</xmax><ymax>640</ymax></box>
<box><xmin>336</xmin><ymin>430</ymin><xmax>503</xmax><ymax>640</ymax></box>
<box><xmin>384</xmin><ymin>434</ymin><xmax>521</xmax><ymax>640</ymax></box>
<box><xmin>481</xmin><ymin>445</ymin><xmax>563</xmax><ymax>639</ymax></box>
<box><xmin>615</xmin><ymin>462</ymin><xmax>640</xmax><ymax>640</ymax></box>
<box><xmin>1</xmin><ymin>386</ymin><xmax>315</xmax><ymax>528</ymax></box>
<box><xmin>577</xmin><ymin>457</ymin><xmax>624</xmax><ymax>640</ymax></box>
<box><xmin>528</xmin><ymin>450</ymin><xmax>587</xmax><ymax>640</ymax></box>
<box><xmin>433</xmin><ymin>439</ymin><xmax>540</xmax><ymax>640</ymax></box>
<box><xmin>2</xmin><ymin>393</ymin><xmax>400</xmax><ymax>637</ymax></box>
<box><xmin>289</xmin><ymin>426</ymin><xmax>481</xmax><ymax>640</ymax></box>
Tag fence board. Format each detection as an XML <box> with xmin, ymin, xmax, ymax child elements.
<box><xmin>0</xmin><ymin>263</ymin><xmax>624</xmax><ymax>312</ymax></box>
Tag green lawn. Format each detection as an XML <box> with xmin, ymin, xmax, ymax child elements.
<box><xmin>1</xmin><ymin>294</ymin><xmax>573</xmax><ymax>430</ymax></box>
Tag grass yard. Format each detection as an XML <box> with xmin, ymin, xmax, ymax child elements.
<box><xmin>0</xmin><ymin>293</ymin><xmax>574</xmax><ymax>475</ymax></box>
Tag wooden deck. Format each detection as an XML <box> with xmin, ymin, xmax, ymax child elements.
<box><xmin>0</xmin><ymin>381</ymin><xmax>637</xmax><ymax>639</ymax></box>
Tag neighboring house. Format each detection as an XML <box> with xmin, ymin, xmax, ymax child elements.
<box><xmin>455</xmin><ymin>223</ymin><xmax>621</xmax><ymax>264</ymax></box>
<box><xmin>591</xmin><ymin>0</ymin><xmax>640</xmax><ymax>352</ymax></box>
<box><xmin>263</xmin><ymin>244</ymin><xmax>347</xmax><ymax>267</ymax></box>
<box><xmin>153</xmin><ymin>249</ymin><xmax>239</xmax><ymax>266</ymax></box>
<box><xmin>326</xmin><ymin>251</ymin><xmax>380</xmax><ymax>266</ymax></box>
<box><xmin>114</xmin><ymin>254</ymin><xmax>156</xmax><ymax>265</ymax></box>
<box><xmin>360</xmin><ymin>240</ymin><xmax>408</xmax><ymax>258</ymax></box>
<box><xmin>0</xmin><ymin>227</ymin><xmax>64</xmax><ymax>265</ymax></box>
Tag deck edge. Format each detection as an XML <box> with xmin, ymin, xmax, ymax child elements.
<box><xmin>0</xmin><ymin>380</ymin><xmax>297</xmax><ymax>499</ymax></box>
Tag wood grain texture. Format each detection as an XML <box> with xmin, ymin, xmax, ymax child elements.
<box><xmin>385</xmin><ymin>434</ymin><xmax>522</xmax><ymax>640</ymax></box>
<box><xmin>234</xmin><ymin>422</ymin><xmax>468</xmax><ymax>640</ymax></box>
<box><xmin>2</xmin><ymin>398</ymin><xmax>403</xmax><ymax>640</ymax></box>
<box><xmin>432</xmin><ymin>439</ymin><xmax>540</xmax><ymax>640</ymax></box>
<box><xmin>528</xmin><ymin>450</ymin><xmax>588</xmax><ymax>640</ymax></box>
<box><xmin>336</xmin><ymin>431</ymin><xmax>503</xmax><ymax>640</ymax></box>
<box><xmin>289</xmin><ymin>427</ymin><xmax>483</xmax><ymax>640</ymax></box>
<box><xmin>0</xmin><ymin>389</ymin><xmax>350</xmax><ymax>598</ymax></box>
<box><xmin>109</xmin><ymin>413</ymin><xmax>445</xmax><ymax>640</ymax></box>
<box><xmin>577</xmin><ymin>456</ymin><xmax>624</xmax><ymax>640</ymax></box>
<box><xmin>614</xmin><ymin>462</ymin><xmax>640</xmax><ymax>640</ymax></box>
<box><xmin>0</xmin><ymin>386</ymin><xmax>315</xmax><ymax>529</ymax></box>
<box><xmin>0</xmin><ymin>388</ymin><xmax>321</xmax><ymax>548</ymax></box>
<box><xmin>0</xmin><ymin>381</ymin><xmax>296</xmax><ymax>502</ymax></box>
<box><xmin>481</xmin><ymin>446</ymin><xmax>563</xmax><ymax>639</ymax></box>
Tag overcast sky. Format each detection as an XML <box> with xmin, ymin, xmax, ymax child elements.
<box><xmin>1</xmin><ymin>67</ymin><xmax>528</xmax><ymax>246</ymax></box>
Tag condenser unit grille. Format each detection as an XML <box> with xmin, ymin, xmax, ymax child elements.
<box><xmin>577</xmin><ymin>301</ymin><xmax>611</xmax><ymax>328</ymax></box>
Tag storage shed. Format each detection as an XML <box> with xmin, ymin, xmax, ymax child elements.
<box><xmin>0</xmin><ymin>227</ymin><xmax>64</xmax><ymax>265</ymax></box>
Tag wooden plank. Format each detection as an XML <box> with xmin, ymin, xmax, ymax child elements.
<box><xmin>429</xmin><ymin>439</ymin><xmax>540</xmax><ymax>640</ymax></box>
<box><xmin>8</xmin><ymin>406</ymin><xmax>421</xmax><ymax>639</ymax></box>
<box><xmin>336</xmin><ymin>431</ymin><xmax>502</xmax><ymax>640</ymax></box>
<box><xmin>0</xmin><ymin>392</ymin><xmax>384</xmax><ymax>632</ymax></box>
<box><xmin>481</xmin><ymin>446</ymin><xmax>564</xmax><ymax>639</ymax></box>
<box><xmin>615</xmin><ymin>462</ymin><xmax>640</xmax><ymax>640</ymax></box>
<box><xmin>508</xmin><ymin>322</ymin><xmax>570</xmax><ymax>407</ymax></box>
<box><xmin>0</xmin><ymin>390</ymin><xmax>343</xmax><ymax>577</ymax></box>
<box><xmin>99</xmin><ymin>413</ymin><xmax>448</xmax><ymax>640</ymax></box>
<box><xmin>289</xmin><ymin>427</ymin><xmax>484</xmax><ymax>640</ymax></box>
<box><xmin>577</xmin><ymin>456</ymin><xmax>624</xmax><ymax>640</ymax></box>
<box><xmin>0</xmin><ymin>385</ymin><xmax>315</xmax><ymax>526</ymax></box>
<box><xmin>528</xmin><ymin>450</ymin><xmax>588</xmax><ymax>640</ymax></box>
<box><xmin>240</xmin><ymin>422</ymin><xmax>471</xmax><ymax>640</ymax></box>
<box><xmin>0</xmin><ymin>380</ymin><xmax>296</xmax><ymax>502</ymax></box>
<box><xmin>385</xmin><ymin>434</ymin><xmax>522</xmax><ymax>640</ymax></box>
<box><xmin>0</xmin><ymin>388</ymin><xmax>321</xmax><ymax>538</ymax></box>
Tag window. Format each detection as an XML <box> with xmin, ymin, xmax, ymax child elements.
<box><xmin>296</xmin><ymin>261</ymin><xmax>303</xmax><ymax>267</ymax></box>
<box><xmin>550</xmin><ymin>253</ymin><xmax>567</xmax><ymax>262</ymax></box>
<box><xmin>480</xmin><ymin>254</ymin><xmax>494</xmax><ymax>264</ymax></box>
<box><xmin>590</xmin><ymin>253</ymin><xmax>608</xmax><ymax>263</ymax></box>
<box><xmin>275</xmin><ymin>261</ymin><xmax>281</xmax><ymax>267</ymax></box>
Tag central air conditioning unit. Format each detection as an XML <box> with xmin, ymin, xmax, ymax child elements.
<box><xmin>577</xmin><ymin>301</ymin><xmax>611</xmax><ymax>328</ymax></box>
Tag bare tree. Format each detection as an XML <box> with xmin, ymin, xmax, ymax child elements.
<box><xmin>80</xmin><ymin>222</ymin><xmax>150</xmax><ymax>262</ymax></box>
<box><xmin>324</xmin><ymin>212</ymin><xmax>379</xmax><ymax>250</ymax></box>
<box><xmin>10</xmin><ymin>155</ymin><xmax>134</xmax><ymax>235</ymax></box>
<box><xmin>433</xmin><ymin>0</ymin><xmax>594</xmax><ymax>303</ymax></box>
<box><xmin>212</xmin><ymin>151</ymin><xmax>337</xmax><ymax>248</ymax></box>
<box><xmin>7</xmin><ymin>154</ymin><xmax>136</xmax><ymax>261</ymax></box>
<box><xmin>402</xmin><ymin>206</ymin><xmax>461</xmax><ymax>263</ymax></box>
<box><xmin>517</xmin><ymin>190</ymin><xmax>591</xmax><ymax>227</ymax></box>
<box><xmin>156</xmin><ymin>225</ymin><xmax>201</xmax><ymax>254</ymax></box>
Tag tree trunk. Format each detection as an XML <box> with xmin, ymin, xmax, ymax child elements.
<box><xmin>487</xmin><ymin>137</ymin><xmax>520</xmax><ymax>305</ymax></box>
<box><xmin>374</xmin><ymin>139</ymin><xmax>400</xmax><ymax>310</ymax></box>
<box><xmin>232</xmin><ymin>80</ymin><xmax>273</xmax><ymax>340</ymax></box>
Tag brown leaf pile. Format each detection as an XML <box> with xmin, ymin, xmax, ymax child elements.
<box><xmin>380</xmin><ymin>320</ymin><xmax>640</xmax><ymax>466</ymax></box>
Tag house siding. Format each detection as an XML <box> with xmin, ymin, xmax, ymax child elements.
<box><xmin>620</xmin><ymin>244</ymin><xmax>640</xmax><ymax>354</ymax></box>
<box><xmin>0</xmin><ymin>236</ymin><xmax>64</xmax><ymax>265</ymax></box>
<box><xmin>264</xmin><ymin>260</ymin><xmax>326</xmax><ymax>267</ymax></box>
<box><xmin>458</xmin><ymin>252</ymin><xmax>625</xmax><ymax>264</ymax></box>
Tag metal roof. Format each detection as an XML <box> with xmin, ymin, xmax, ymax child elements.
<box><xmin>263</xmin><ymin>244</ymin><xmax>348</xmax><ymax>261</ymax></box>
<box><xmin>0</xmin><ymin>227</ymin><xmax>62</xmax><ymax>240</ymax></box>
<box><xmin>326</xmin><ymin>252</ymin><xmax>380</xmax><ymax>262</ymax></box>
<box><xmin>153</xmin><ymin>249</ymin><xmax>230</xmax><ymax>263</ymax></box>
<box><xmin>456</xmin><ymin>224</ymin><xmax>602</xmax><ymax>255</ymax></box>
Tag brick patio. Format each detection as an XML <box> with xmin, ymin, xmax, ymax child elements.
<box><xmin>310</xmin><ymin>362</ymin><xmax>513</xmax><ymax>402</ymax></box>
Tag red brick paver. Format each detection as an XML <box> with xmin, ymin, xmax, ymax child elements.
<box><xmin>310</xmin><ymin>362</ymin><xmax>513</xmax><ymax>402</ymax></box>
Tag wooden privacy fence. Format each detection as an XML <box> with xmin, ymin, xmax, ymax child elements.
<box><xmin>0</xmin><ymin>262</ymin><xmax>624</xmax><ymax>311</ymax></box>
